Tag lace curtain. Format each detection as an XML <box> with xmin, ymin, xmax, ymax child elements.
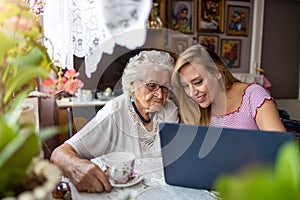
<box><xmin>43</xmin><ymin>0</ymin><xmax>152</xmax><ymax>78</ymax></box>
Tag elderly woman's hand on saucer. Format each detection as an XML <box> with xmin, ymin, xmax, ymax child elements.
<box><xmin>69</xmin><ymin>159</ymin><xmax>111</xmax><ymax>193</ymax></box>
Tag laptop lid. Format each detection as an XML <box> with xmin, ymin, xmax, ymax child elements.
<box><xmin>159</xmin><ymin>122</ymin><xmax>295</xmax><ymax>190</ymax></box>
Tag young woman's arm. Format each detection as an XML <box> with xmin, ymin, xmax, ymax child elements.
<box><xmin>256</xmin><ymin>100</ymin><xmax>286</xmax><ymax>132</ymax></box>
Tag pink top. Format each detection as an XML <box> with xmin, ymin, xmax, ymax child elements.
<box><xmin>210</xmin><ymin>83</ymin><xmax>274</xmax><ymax>130</ymax></box>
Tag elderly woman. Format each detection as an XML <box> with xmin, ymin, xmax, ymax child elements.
<box><xmin>50</xmin><ymin>50</ymin><xmax>179</xmax><ymax>193</ymax></box>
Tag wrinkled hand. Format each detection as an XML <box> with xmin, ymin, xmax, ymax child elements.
<box><xmin>70</xmin><ymin>159</ymin><xmax>112</xmax><ymax>193</ymax></box>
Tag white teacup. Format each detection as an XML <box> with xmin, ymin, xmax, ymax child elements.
<box><xmin>102</xmin><ymin>152</ymin><xmax>135</xmax><ymax>184</ymax></box>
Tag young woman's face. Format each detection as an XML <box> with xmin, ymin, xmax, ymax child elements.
<box><xmin>133</xmin><ymin>70</ymin><xmax>171</xmax><ymax>113</ymax></box>
<box><xmin>179</xmin><ymin>63</ymin><xmax>221</xmax><ymax>108</ymax></box>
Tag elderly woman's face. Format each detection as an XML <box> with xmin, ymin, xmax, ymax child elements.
<box><xmin>133</xmin><ymin>69</ymin><xmax>171</xmax><ymax>113</ymax></box>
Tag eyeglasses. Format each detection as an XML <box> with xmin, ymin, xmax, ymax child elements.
<box><xmin>142</xmin><ymin>82</ymin><xmax>172</xmax><ymax>93</ymax></box>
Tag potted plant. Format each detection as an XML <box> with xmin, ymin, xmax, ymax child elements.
<box><xmin>42</xmin><ymin>68</ymin><xmax>84</xmax><ymax>97</ymax></box>
<box><xmin>0</xmin><ymin>1</ymin><xmax>62</xmax><ymax>199</ymax></box>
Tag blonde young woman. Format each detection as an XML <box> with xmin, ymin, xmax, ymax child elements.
<box><xmin>171</xmin><ymin>44</ymin><xmax>286</xmax><ymax>132</ymax></box>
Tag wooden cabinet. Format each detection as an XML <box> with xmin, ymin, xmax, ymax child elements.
<box><xmin>57</xmin><ymin>107</ymin><xmax>69</xmax><ymax>145</ymax></box>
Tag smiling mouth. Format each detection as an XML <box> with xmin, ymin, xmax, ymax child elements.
<box><xmin>195</xmin><ymin>94</ymin><xmax>206</xmax><ymax>103</ymax></box>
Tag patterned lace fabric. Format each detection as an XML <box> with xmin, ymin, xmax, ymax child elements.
<box><xmin>43</xmin><ymin>0</ymin><xmax>152</xmax><ymax>77</ymax></box>
<box><xmin>127</xmin><ymin>97</ymin><xmax>161</xmax><ymax>158</ymax></box>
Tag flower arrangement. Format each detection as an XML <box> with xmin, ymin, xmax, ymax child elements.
<box><xmin>42</xmin><ymin>68</ymin><xmax>84</xmax><ymax>96</ymax></box>
<box><xmin>0</xmin><ymin>1</ymin><xmax>61</xmax><ymax>199</ymax></box>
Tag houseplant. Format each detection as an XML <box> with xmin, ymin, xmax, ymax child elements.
<box><xmin>0</xmin><ymin>1</ymin><xmax>61</xmax><ymax>199</ymax></box>
<box><xmin>42</xmin><ymin>68</ymin><xmax>84</xmax><ymax>96</ymax></box>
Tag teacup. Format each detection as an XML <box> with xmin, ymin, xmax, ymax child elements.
<box><xmin>102</xmin><ymin>152</ymin><xmax>135</xmax><ymax>184</ymax></box>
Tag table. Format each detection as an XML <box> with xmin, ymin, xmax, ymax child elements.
<box><xmin>56</xmin><ymin>97</ymin><xmax>108</xmax><ymax>108</ymax></box>
<box><xmin>62</xmin><ymin>157</ymin><xmax>218</xmax><ymax>200</ymax></box>
<box><xmin>56</xmin><ymin>97</ymin><xmax>111</xmax><ymax>143</ymax></box>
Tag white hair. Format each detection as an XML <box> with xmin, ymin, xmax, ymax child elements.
<box><xmin>122</xmin><ymin>50</ymin><xmax>174</xmax><ymax>95</ymax></box>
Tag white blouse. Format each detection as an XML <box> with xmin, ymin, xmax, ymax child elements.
<box><xmin>66</xmin><ymin>94</ymin><xmax>179</xmax><ymax>159</ymax></box>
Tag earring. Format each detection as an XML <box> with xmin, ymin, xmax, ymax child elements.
<box><xmin>130</xmin><ymin>96</ymin><xmax>134</xmax><ymax>103</ymax></box>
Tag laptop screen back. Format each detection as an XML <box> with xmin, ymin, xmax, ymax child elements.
<box><xmin>159</xmin><ymin>122</ymin><xmax>295</xmax><ymax>190</ymax></box>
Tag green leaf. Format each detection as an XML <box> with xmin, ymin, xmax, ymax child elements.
<box><xmin>274</xmin><ymin>142</ymin><xmax>300</xmax><ymax>189</ymax></box>
<box><xmin>4</xmin><ymin>88</ymin><xmax>32</xmax><ymax>125</ymax></box>
<box><xmin>37</xmin><ymin>126</ymin><xmax>60</xmax><ymax>141</ymax></box>
<box><xmin>0</xmin><ymin>132</ymin><xmax>40</xmax><ymax>193</ymax></box>
<box><xmin>0</xmin><ymin>30</ymin><xmax>19</xmax><ymax>67</ymax></box>
<box><xmin>0</xmin><ymin>117</ymin><xmax>16</xmax><ymax>151</ymax></box>
<box><xmin>214</xmin><ymin>142</ymin><xmax>300</xmax><ymax>200</ymax></box>
<box><xmin>4</xmin><ymin>67</ymin><xmax>48</xmax><ymax>104</ymax></box>
<box><xmin>1</xmin><ymin>61</ymin><xmax>13</xmax><ymax>84</ymax></box>
<box><xmin>7</xmin><ymin>46</ymin><xmax>44</xmax><ymax>66</ymax></box>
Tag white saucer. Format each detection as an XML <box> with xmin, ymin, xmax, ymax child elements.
<box><xmin>110</xmin><ymin>175</ymin><xmax>143</xmax><ymax>188</ymax></box>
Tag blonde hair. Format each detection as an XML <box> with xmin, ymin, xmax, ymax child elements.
<box><xmin>172</xmin><ymin>44</ymin><xmax>240</xmax><ymax>125</ymax></box>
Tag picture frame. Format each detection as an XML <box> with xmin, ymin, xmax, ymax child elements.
<box><xmin>169</xmin><ymin>0</ymin><xmax>195</xmax><ymax>34</ymax></box>
<box><xmin>147</xmin><ymin>0</ymin><xmax>167</xmax><ymax>28</ymax></box>
<box><xmin>198</xmin><ymin>0</ymin><xmax>225</xmax><ymax>33</ymax></box>
<box><xmin>197</xmin><ymin>34</ymin><xmax>219</xmax><ymax>54</ymax></box>
<box><xmin>220</xmin><ymin>39</ymin><xmax>241</xmax><ymax>68</ymax></box>
<box><xmin>170</xmin><ymin>35</ymin><xmax>193</xmax><ymax>55</ymax></box>
<box><xmin>226</xmin><ymin>5</ymin><xmax>250</xmax><ymax>36</ymax></box>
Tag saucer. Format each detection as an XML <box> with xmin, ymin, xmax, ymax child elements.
<box><xmin>110</xmin><ymin>175</ymin><xmax>143</xmax><ymax>188</ymax></box>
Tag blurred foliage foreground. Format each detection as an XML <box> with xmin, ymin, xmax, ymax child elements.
<box><xmin>0</xmin><ymin>1</ymin><xmax>61</xmax><ymax>199</ymax></box>
<box><xmin>215</xmin><ymin>142</ymin><xmax>300</xmax><ymax>200</ymax></box>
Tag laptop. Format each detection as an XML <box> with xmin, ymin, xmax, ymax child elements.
<box><xmin>159</xmin><ymin>122</ymin><xmax>295</xmax><ymax>190</ymax></box>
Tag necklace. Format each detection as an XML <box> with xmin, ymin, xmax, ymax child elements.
<box><xmin>130</xmin><ymin>96</ymin><xmax>154</xmax><ymax>124</ymax></box>
<box><xmin>128</xmin><ymin>97</ymin><xmax>160</xmax><ymax>158</ymax></box>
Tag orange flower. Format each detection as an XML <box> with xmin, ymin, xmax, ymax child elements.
<box><xmin>42</xmin><ymin>69</ymin><xmax>84</xmax><ymax>95</ymax></box>
<box><xmin>42</xmin><ymin>77</ymin><xmax>57</xmax><ymax>87</ymax></box>
<box><xmin>64</xmin><ymin>69</ymin><xmax>80</xmax><ymax>79</ymax></box>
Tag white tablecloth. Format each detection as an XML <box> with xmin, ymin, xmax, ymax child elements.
<box><xmin>63</xmin><ymin>157</ymin><xmax>218</xmax><ymax>200</ymax></box>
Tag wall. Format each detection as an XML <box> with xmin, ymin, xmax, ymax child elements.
<box><xmin>77</xmin><ymin>0</ymin><xmax>256</xmax><ymax>92</ymax></box>
<box><xmin>261</xmin><ymin>0</ymin><xmax>300</xmax><ymax>99</ymax></box>
<box><xmin>163</xmin><ymin>0</ymin><xmax>254</xmax><ymax>73</ymax></box>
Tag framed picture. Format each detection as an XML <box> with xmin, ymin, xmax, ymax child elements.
<box><xmin>147</xmin><ymin>0</ymin><xmax>167</xmax><ymax>28</ymax></box>
<box><xmin>197</xmin><ymin>34</ymin><xmax>219</xmax><ymax>54</ymax></box>
<box><xmin>220</xmin><ymin>39</ymin><xmax>241</xmax><ymax>68</ymax></box>
<box><xmin>169</xmin><ymin>0</ymin><xmax>195</xmax><ymax>34</ymax></box>
<box><xmin>226</xmin><ymin>5</ymin><xmax>250</xmax><ymax>36</ymax></box>
<box><xmin>198</xmin><ymin>0</ymin><xmax>225</xmax><ymax>33</ymax></box>
<box><xmin>170</xmin><ymin>35</ymin><xmax>193</xmax><ymax>55</ymax></box>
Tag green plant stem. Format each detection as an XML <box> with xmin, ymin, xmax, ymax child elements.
<box><xmin>0</xmin><ymin>58</ymin><xmax>7</xmax><ymax>115</ymax></box>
